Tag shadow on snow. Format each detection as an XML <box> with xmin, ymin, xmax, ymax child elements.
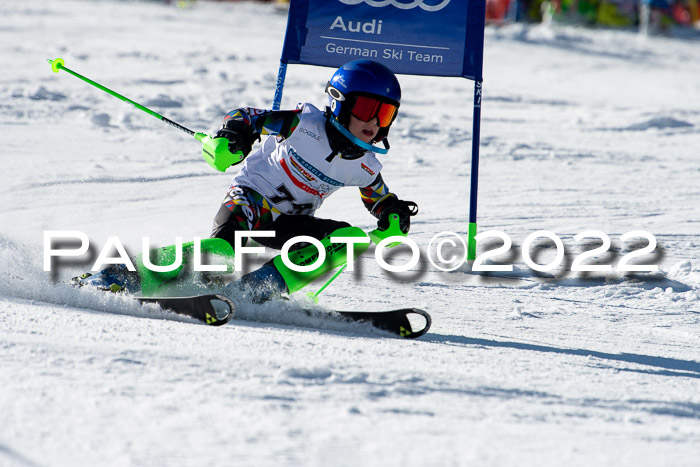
<box><xmin>426</xmin><ymin>333</ymin><xmax>700</xmax><ymax>380</ymax></box>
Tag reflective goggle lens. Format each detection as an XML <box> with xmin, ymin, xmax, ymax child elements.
<box><xmin>351</xmin><ymin>96</ymin><xmax>397</xmax><ymax>128</ymax></box>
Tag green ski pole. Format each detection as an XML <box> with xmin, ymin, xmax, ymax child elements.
<box><xmin>47</xmin><ymin>57</ymin><xmax>244</xmax><ymax>172</ymax></box>
<box><xmin>308</xmin><ymin>265</ymin><xmax>347</xmax><ymax>303</ymax></box>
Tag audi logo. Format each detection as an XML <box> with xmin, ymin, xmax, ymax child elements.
<box><xmin>337</xmin><ymin>0</ymin><xmax>452</xmax><ymax>12</ymax></box>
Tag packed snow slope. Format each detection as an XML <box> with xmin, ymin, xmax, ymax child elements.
<box><xmin>1</xmin><ymin>1</ymin><xmax>699</xmax><ymax>465</ymax></box>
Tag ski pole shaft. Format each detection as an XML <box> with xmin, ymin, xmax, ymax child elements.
<box><xmin>47</xmin><ymin>57</ymin><xmax>195</xmax><ymax>136</ymax></box>
<box><xmin>313</xmin><ymin>265</ymin><xmax>347</xmax><ymax>299</ymax></box>
<box><xmin>47</xmin><ymin>57</ymin><xmax>245</xmax><ymax>172</ymax></box>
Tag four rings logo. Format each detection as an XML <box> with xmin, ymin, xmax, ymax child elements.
<box><xmin>338</xmin><ymin>0</ymin><xmax>451</xmax><ymax>11</ymax></box>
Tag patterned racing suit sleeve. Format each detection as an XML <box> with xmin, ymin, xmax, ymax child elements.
<box><xmin>359</xmin><ymin>174</ymin><xmax>398</xmax><ymax>219</ymax></box>
<box><xmin>223</xmin><ymin>107</ymin><xmax>301</xmax><ymax>140</ymax></box>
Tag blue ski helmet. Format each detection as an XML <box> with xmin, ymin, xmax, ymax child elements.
<box><xmin>326</xmin><ymin>60</ymin><xmax>401</xmax><ymax>140</ymax></box>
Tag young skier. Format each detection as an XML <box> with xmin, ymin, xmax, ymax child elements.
<box><xmin>74</xmin><ymin>59</ymin><xmax>417</xmax><ymax>301</ymax></box>
<box><xmin>211</xmin><ymin>59</ymin><xmax>417</xmax><ymax>302</ymax></box>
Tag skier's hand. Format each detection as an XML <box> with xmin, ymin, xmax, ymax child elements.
<box><xmin>376</xmin><ymin>197</ymin><xmax>418</xmax><ymax>234</ymax></box>
<box><xmin>215</xmin><ymin>119</ymin><xmax>260</xmax><ymax>157</ymax></box>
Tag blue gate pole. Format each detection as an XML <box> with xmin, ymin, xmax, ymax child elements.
<box><xmin>272</xmin><ymin>61</ymin><xmax>288</xmax><ymax>111</ymax></box>
<box><xmin>468</xmin><ymin>80</ymin><xmax>482</xmax><ymax>261</ymax></box>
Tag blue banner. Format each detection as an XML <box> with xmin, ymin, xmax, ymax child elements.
<box><xmin>281</xmin><ymin>0</ymin><xmax>485</xmax><ymax>81</ymax></box>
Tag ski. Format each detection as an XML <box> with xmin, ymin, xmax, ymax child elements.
<box><xmin>333</xmin><ymin>308</ymin><xmax>431</xmax><ymax>339</ymax></box>
<box><xmin>136</xmin><ymin>294</ymin><xmax>235</xmax><ymax>326</ymax></box>
<box><xmin>135</xmin><ymin>293</ymin><xmax>431</xmax><ymax>338</ymax></box>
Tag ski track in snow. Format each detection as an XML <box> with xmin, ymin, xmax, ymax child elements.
<box><xmin>1</xmin><ymin>0</ymin><xmax>700</xmax><ymax>465</ymax></box>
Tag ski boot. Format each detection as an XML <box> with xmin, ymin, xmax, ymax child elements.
<box><xmin>225</xmin><ymin>260</ymin><xmax>288</xmax><ymax>304</ymax></box>
<box><xmin>71</xmin><ymin>264</ymin><xmax>140</xmax><ymax>293</ymax></box>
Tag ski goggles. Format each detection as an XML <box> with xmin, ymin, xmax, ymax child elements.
<box><xmin>350</xmin><ymin>95</ymin><xmax>398</xmax><ymax>128</ymax></box>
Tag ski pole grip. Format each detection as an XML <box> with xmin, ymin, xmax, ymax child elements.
<box><xmin>48</xmin><ymin>58</ymin><xmax>65</xmax><ymax>73</ymax></box>
<box><xmin>195</xmin><ymin>133</ymin><xmax>246</xmax><ymax>172</ymax></box>
<box><xmin>368</xmin><ymin>213</ymin><xmax>405</xmax><ymax>246</ymax></box>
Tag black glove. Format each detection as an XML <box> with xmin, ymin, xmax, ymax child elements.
<box><xmin>215</xmin><ymin>119</ymin><xmax>260</xmax><ymax>156</ymax></box>
<box><xmin>376</xmin><ymin>196</ymin><xmax>418</xmax><ymax>234</ymax></box>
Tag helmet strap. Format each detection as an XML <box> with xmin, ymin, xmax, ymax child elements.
<box><xmin>327</xmin><ymin>115</ymin><xmax>389</xmax><ymax>155</ymax></box>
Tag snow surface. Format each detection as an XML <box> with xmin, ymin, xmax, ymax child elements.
<box><xmin>1</xmin><ymin>0</ymin><xmax>700</xmax><ymax>465</ymax></box>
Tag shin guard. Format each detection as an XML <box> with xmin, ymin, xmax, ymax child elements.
<box><xmin>272</xmin><ymin>226</ymin><xmax>370</xmax><ymax>293</ymax></box>
<box><xmin>137</xmin><ymin>238</ymin><xmax>235</xmax><ymax>295</ymax></box>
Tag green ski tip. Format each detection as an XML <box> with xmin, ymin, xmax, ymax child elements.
<box><xmin>48</xmin><ymin>58</ymin><xmax>64</xmax><ymax>73</ymax></box>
